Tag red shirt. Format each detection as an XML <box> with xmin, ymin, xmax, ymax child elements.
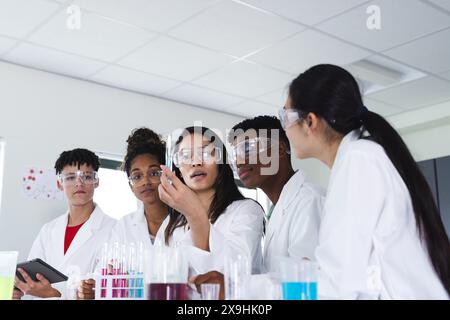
<box><xmin>64</xmin><ymin>222</ymin><xmax>85</xmax><ymax>254</ymax></box>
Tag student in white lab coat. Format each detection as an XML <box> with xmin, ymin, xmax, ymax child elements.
<box><xmin>14</xmin><ymin>149</ymin><xmax>116</xmax><ymax>299</ymax></box>
<box><xmin>280</xmin><ymin>64</ymin><xmax>450</xmax><ymax>299</ymax></box>
<box><xmin>158</xmin><ymin>126</ymin><xmax>265</xmax><ymax>277</ymax></box>
<box><xmin>228</xmin><ymin>115</ymin><xmax>324</xmax><ymax>272</ymax></box>
<box><xmin>109</xmin><ymin>127</ymin><xmax>178</xmax><ymax>247</ymax></box>
<box><xmin>77</xmin><ymin>127</ymin><xmax>180</xmax><ymax>299</ymax></box>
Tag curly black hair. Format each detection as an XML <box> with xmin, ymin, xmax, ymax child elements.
<box><xmin>122</xmin><ymin>127</ymin><xmax>166</xmax><ymax>177</ymax></box>
<box><xmin>54</xmin><ymin>148</ymin><xmax>100</xmax><ymax>174</ymax></box>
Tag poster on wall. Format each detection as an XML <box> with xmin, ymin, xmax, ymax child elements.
<box><xmin>22</xmin><ymin>167</ymin><xmax>64</xmax><ymax>200</ymax></box>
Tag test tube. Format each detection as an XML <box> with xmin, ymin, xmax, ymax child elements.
<box><xmin>100</xmin><ymin>242</ymin><xmax>108</xmax><ymax>298</ymax></box>
<box><xmin>135</xmin><ymin>241</ymin><xmax>144</xmax><ymax>298</ymax></box>
<box><xmin>112</xmin><ymin>242</ymin><xmax>120</xmax><ymax>298</ymax></box>
<box><xmin>166</xmin><ymin>133</ymin><xmax>173</xmax><ymax>170</ymax></box>
<box><xmin>128</xmin><ymin>243</ymin><xmax>136</xmax><ymax>298</ymax></box>
<box><xmin>120</xmin><ymin>243</ymin><xmax>128</xmax><ymax>298</ymax></box>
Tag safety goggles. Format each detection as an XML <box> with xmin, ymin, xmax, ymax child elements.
<box><xmin>173</xmin><ymin>144</ymin><xmax>222</xmax><ymax>167</ymax></box>
<box><xmin>230</xmin><ymin>137</ymin><xmax>278</xmax><ymax>161</ymax></box>
<box><xmin>58</xmin><ymin>171</ymin><xmax>98</xmax><ymax>186</ymax></box>
<box><xmin>229</xmin><ymin>137</ymin><xmax>278</xmax><ymax>170</ymax></box>
<box><xmin>128</xmin><ymin>169</ymin><xmax>163</xmax><ymax>186</ymax></box>
<box><xmin>278</xmin><ymin>107</ymin><xmax>304</xmax><ymax>130</ymax></box>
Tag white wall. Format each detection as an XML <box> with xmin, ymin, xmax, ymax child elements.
<box><xmin>0</xmin><ymin>61</ymin><xmax>243</xmax><ymax>260</ymax></box>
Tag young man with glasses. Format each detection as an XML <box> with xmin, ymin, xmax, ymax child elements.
<box><xmin>228</xmin><ymin>116</ymin><xmax>325</xmax><ymax>272</ymax></box>
<box><xmin>14</xmin><ymin>148</ymin><xmax>116</xmax><ymax>300</ymax></box>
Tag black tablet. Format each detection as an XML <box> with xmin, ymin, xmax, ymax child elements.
<box><xmin>16</xmin><ymin>258</ymin><xmax>68</xmax><ymax>284</ymax></box>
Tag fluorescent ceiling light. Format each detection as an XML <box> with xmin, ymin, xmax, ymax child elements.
<box><xmin>348</xmin><ymin>60</ymin><xmax>404</xmax><ymax>86</ymax></box>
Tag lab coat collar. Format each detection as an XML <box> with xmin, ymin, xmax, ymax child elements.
<box><xmin>131</xmin><ymin>204</ymin><xmax>146</xmax><ymax>224</ymax></box>
<box><xmin>57</xmin><ymin>204</ymin><xmax>105</xmax><ymax>263</ymax></box>
<box><xmin>333</xmin><ymin>129</ymin><xmax>362</xmax><ymax>170</ymax></box>
<box><xmin>263</xmin><ymin>170</ymin><xmax>306</xmax><ymax>257</ymax></box>
<box><xmin>131</xmin><ymin>204</ymin><xmax>171</xmax><ymax>247</ymax></box>
<box><xmin>277</xmin><ymin>170</ymin><xmax>306</xmax><ymax>216</ymax></box>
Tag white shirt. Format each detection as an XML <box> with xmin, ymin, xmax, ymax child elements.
<box><xmin>109</xmin><ymin>205</ymin><xmax>171</xmax><ymax>249</ymax></box>
<box><xmin>27</xmin><ymin>205</ymin><xmax>116</xmax><ymax>299</ymax></box>
<box><xmin>179</xmin><ymin>199</ymin><xmax>265</xmax><ymax>275</ymax></box>
<box><xmin>263</xmin><ymin>170</ymin><xmax>325</xmax><ymax>273</ymax></box>
<box><xmin>316</xmin><ymin>130</ymin><xmax>449</xmax><ymax>300</ymax></box>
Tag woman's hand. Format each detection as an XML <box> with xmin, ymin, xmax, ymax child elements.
<box><xmin>77</xmin><ymin>279</ymin><xmax>95</xmax><ymax>300</ymax></box>
<box><xmin>158</xmin><ymin>165</ymin><xmax>211</xmax><ymax>251</ymax></box>
<box><xmin>158</xmin><ymin>165</ymin><xmax>209</xmax><ymax>223</ymax></box>
<box><xmin>189</xmin><ymin>271</ymin><xmax>225</xmax><ymax>300</ymax></box>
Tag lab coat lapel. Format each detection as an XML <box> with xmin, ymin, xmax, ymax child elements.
<box><xmin>62</xmin><ymin>206</ymin><xmax>103</xmax><ymax>264</ymax></box>
<box><xmin>263</xmin><ymin>171</ymin><xmax>306</xmax><ymax>258</ymax></box>
<box><xmin>51</xmin><ymin>212</ymin><xmax>70</xmax><ymax>266</ymax></box>
<box><xmin>132</xmin><ymin>206</ymin><xmax>153</xmax><ymax>248</ymax></box>
<box><xmin>328</xmin><ymin>130</ymin><xmax>361</xmax><ymax>189</ymax></box>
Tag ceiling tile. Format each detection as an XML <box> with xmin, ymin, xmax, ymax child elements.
<box><xmin>90</xmin><ymin>65</ymin><xmax>181</xmax><ymax>95</ymax></box>
<box><xmin>226</xmin><ymin>100</ymin><xmax>278</xmax><ymax>118</ymax></box>
<box><xmin>0</xmin><ymin>0</ymin><xmax>60</xmax><ymax>38</ymax></box>
<box><xmin>383</xmin><ymin>28</ymin><xmax>450</xmax><ymax>74</ymax></box>
<box><xmin>364</xmin><ymin>97</ymin><xmax>404</xmax><ymax>116</ymax></box>
<box><xmin>0</xmin><ymin>35</ymin><xmax>17</xmax><ymax>56</ymax></box>
<box><xmin>193</xmin><ymin>60</ymin><xmax>294</xmax><ymax>98</ymax></box>
<box><xmin>162</xmin><ymin>84</ymin><xmax>244</xmax><ymax>111</ymax></box>
<box><xmin>29</xmin><ymin>9</ymin><xmax>155</xmax><ymax>62</ymax></box>
<box><xmin>426</xmin><ymin>0</ymin><xmax>450</xmax><ymax>12</ymax></box>
<box><xmin>73</xmin><ymin>0</ymin><xmax>215</xmax><ymax>32</ymax></box>
<box><xmin>368</xmin><ymin>76</ymin><xmax>450</xmax><ymax>110</ymax></box>
<box><xmin>241</xmin><ymin>0</ymin><xmax>369</xmax><ymax>26</ymax></box>
<box><xmin>255</xmin><ymin>87</ymin><xmax>289</xmax><ymax>106</ymax></box>
<box><xmin>168</xmin><ymin>0</ymin><xmax>304</xmax><ymax>57</ymax></box>
<box><xmin>248</xmin><ymin>29</ymin><xmax>371</xmax><ymax>74</ymax></box>
<box><xmin>3</xmin><ymin>42</ymin><xmax>107</xmax><ymax>78</ymax></box>
<box><xmin>118</xmin><ymin>36</ymin><xmax>234</xmax><ymax>82</ymax></box>
<box><xmin>317</xmin><ymin>0</ymin><xmax>450</xmax><ymax>52</ymax></box>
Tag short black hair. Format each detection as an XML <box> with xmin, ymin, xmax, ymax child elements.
<box><xmin>229</xmin><ymin>115</ymin><xmax>290</xmax><ymax>152</ymax></box>
<box><xmin>54</xmin><ymin>148</ymin><xmax>100</xmax><ymax>174</ymax></box>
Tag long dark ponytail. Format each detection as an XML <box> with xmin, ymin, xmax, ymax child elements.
<box><xmin>289</xmin><ymin>64</ymin><xmax>450</xmax><ymax>295</ymax></box>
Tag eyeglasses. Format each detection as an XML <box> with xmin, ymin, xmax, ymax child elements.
<box><xmin>229</xmin><ymin>137</ymin><xmax>279</xmax><ymax>171</ymax></box>
<box><xmin>230</xmin><ymin>137</ymin><xmax>277</xmax><ymax>161</ymax></box>
<box><xmin>173</xmin><ymin>144</ymin><xmax>222</xmax><ymax>167</ymax></box>
<box><xmin>58</xmin><ymin>171</ymin><xmax>98</xmax><ymax>186</ymax></box>
<box><xmin>128</xmin><ymin>169</ymin><xmax>163</xmax><ymax>186</ymax></box>
<box><xmin>278</xmin><ymin>107</ymin><xmax>303</xmax><ymax>130</ymax></box>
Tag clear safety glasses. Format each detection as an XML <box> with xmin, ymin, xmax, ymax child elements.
<box><xmin>58</xmin><ymin>171</ymin><xmax>99</xmax><ymax>186</ymax></box>
<box><xmin>173</xmin><ymin>144</ymin><xmax>222</xmax><ymax>167</ymax></box>
<box><xmin>278</xmin><ymin>107</ymin><xmax>304</xmax><ymax>130</ymax></box>
<box><xmin>229</xmin><ymin>137</ymin><xmax>278</xmax><ymax>171</ymax></box>
<box><xmin>231</xmin><ymin>137</ymin><xmax>278</xmax><ymax>161</ymax></box>
<box><xmin>128</xmin><ymin>169</ymin><xmax>163</xmax><ymax>186</ymax></box>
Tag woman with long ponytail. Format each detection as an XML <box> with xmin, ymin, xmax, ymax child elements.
<box><xmin>279</xmin><ymin>64</ymin><xmax>450</xmax><ymax>299</ymax></box>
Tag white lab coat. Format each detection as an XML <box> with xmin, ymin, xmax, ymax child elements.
<box><xmin>179</xmin><ymin>199</ymin><xmax>265</xmax><ymax>275</ymax></box>
<box><xmin>263</xmin><ymin>170</ymin><xmax>325</xmax><ymax>273</ymax></box>
<box><xmin>316</xmin><ymin>130</ymin><xmax>449</xmax><ymax>299</ymax></box>
<box><xmin>108</xmin><ymin>205</ymin><xmax>171</xmax><ymax>249</ymax></box>
<box><xmin>27</xmin><ymin>205</ymin><xmax>116</xmax><ymax>299</ymax></box>
<box><xmin>110</xmin><ymin>199</ymin><xmax>264</xmax><ymax>276</ymax></box>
